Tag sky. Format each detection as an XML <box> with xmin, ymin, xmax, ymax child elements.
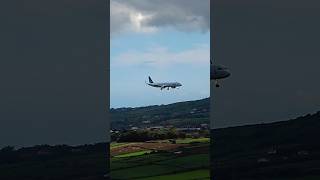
<box><xmin>110</xmin><ymin>0</ymin><xmax>210</xmax><ymax>108</ymax></box>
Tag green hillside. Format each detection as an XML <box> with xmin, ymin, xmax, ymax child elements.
<box><xmin>111</xmin><ymin>98</ymin><xmax>210</xmax><ymax>129</ymax></box>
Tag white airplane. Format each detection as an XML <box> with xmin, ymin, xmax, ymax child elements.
<box><xmin>146</xmin><ymin>76</ymin><xmax>182</xmax><ymax>90</ymax></box>
<box><xmin>211</xmin><ymin>60</ymin><xmax>231</xmax><ymax>87</ymax></box>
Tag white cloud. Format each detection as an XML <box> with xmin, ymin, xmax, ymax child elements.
<box><xmin>111</xmin><ymin>0</ymin><xmax>210</xmax><ymax>36</ymax></box>
<box><xmin>112</xmin><ymin>44</ymin><xmax>209</xmax><ymax>68</ymax></box>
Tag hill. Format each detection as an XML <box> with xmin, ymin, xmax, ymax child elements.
<box><xmin>110</xmin><ymin>98</ymin><xmax>210</xmax><ymax>129</ymax></box>
<box><xmin>212</xmin><ymin>111</ymin><xmax>320</xmax><ymax>179</ymax></box>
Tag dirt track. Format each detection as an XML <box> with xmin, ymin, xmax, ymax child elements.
<box><xmin>111</xmin><ymin>142</ymin><xmax>187</xmax><ymax>156</ymax></box>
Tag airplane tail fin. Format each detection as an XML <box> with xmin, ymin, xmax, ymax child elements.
<box><xmin>148</xmin><ymin>76</ymin><xmax>154</xmax><ymax>83</ymax></box>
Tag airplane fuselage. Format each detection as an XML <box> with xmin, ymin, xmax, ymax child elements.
<box><xmin>210</xmin><ymin>63</ymin><xmax>231</xmax><ymax>87</ymax></box>
<box><xmin>146</xmin><ymin>76</ymin><xmax>182</xmax><ymax>90</ymax></box>
<box><xmin>211</xmin><ymin>65</ymin><xmax>231</xmax><ymax>80</ymax></box>
<box><xmin>147</xmin><ymin>82</ymin><xmax>182</xmax><ymax>90</ymax></box>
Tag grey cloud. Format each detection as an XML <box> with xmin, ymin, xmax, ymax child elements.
<box><xmin>111</xmin><ymin>0</ymin><xmax>210</xmax><ymax>35</ymax></box>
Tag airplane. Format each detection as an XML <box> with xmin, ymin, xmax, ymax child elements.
<box><xmin>146</xmin><ymin>76</ymin><xmax>182</xmax><ymax>90</ymax></box>
<box><xmin>211</xmin><ymin>60</ymin><xmax>231</xmax><ymax>87</ymax></box>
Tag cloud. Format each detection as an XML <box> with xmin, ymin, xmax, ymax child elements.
<box><xmin>111</xmin><ymin>1</ymin><xmax>157</xmax><ymax>35</ymax></box>
<box><xmin>112</xmin><ymin>44</ymin><xmax>209</xmax><ymax>68</ymax></box>
<box><xmin>111</xmin><ymin>0</ymin><xmax>210</xmax><ymax>36</ymax></box>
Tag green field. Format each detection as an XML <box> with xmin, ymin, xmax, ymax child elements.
<box><xmin>111</xmin><ymin>140</ymin><xmax>210</xmax><ymax>180</ymax></box>
<box><xmin>111</xmin><ymin>142</ymin><xmax>137</xmax><ymax>149</ymax></box>
<box><xmin>111</xmin><ymin>153</ymin><xmax>209</xmax><ymax>179</ymax></box>
<box><xmin>176</xmin><ymin>138</ymin><xmax>209</xmax><ymax>144</ymax></box>
<box><xmin>140</xmin><ymin>169</ymin><xmax>210</xmax><ymax>180</ymax></box>
<box><xmin>114</xmin><ymin>150</ymin><xmax>152</xmax><ymax>158</ymax></box>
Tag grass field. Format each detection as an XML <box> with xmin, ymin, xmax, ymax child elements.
<box><xmin>140</xmin><ymin>169</ymin><xmax>210</xmax><ymax>180</ymax></box>
<box><xmin>114</xmin><ymin>150</ymin><xmax>152</xmax><ymax>158</ymax></box>
<box><xmin>111</xmin><ymin>142</ymin><xmax>137</xmax><ymax>149</ymax></box>
<box><xmin>176</xmin><ymin>138</ymin><xmax>209</xmax><ymax>144</ymax></box>
<box><xmin>111</xmin><ymin>138</ymin><xmax>210</xmax><ymax>179</ymax></box>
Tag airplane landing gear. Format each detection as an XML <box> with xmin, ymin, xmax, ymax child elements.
<box><xmin>215</xmin><ymin>80</ymin><xmax>220</xmax><ymax>88</ymax></box>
